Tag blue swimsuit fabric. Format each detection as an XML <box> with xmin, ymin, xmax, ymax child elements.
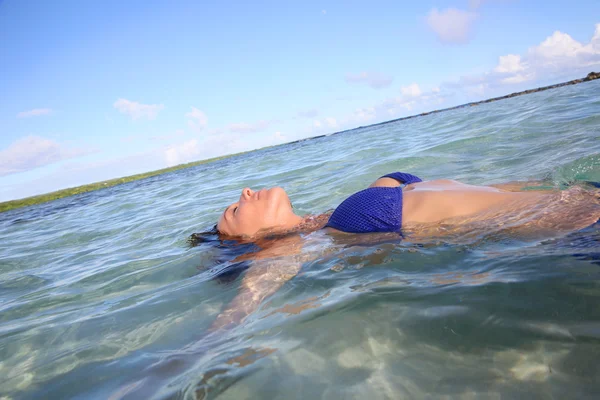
<box><xmin>325</xmin><ymin>172</ymin><xmax>423</xmax><ymax>233</ymax></box>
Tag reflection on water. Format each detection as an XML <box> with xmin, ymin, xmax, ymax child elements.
<box><xmin>1</xmin><ymin>81</ymin><xmax>600</xmax><ymax>398</ymax></box>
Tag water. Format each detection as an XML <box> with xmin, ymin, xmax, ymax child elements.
<box><xmin>1</xmin><ymin>80</ymin><xmax>600</xmax><ymax>399</ymax></box>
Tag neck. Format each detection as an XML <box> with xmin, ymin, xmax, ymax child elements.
<box><xmin>260</xmin><ymin>213</ymin><xmax>327</xmax><ymax>238</ymax></box>
<box><xmin>282</xmin><ymin>212</ymin><xmax>304</xmax><ymax>230</ymax></box>
<box><xmin>294</xmin><ymin>213</ymin><xmax>331</xmax><ymax>232</ymax></box>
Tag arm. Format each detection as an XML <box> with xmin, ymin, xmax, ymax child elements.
<box><xmin>209</xmin><ymin>257</ymin><xmax>302</xmax><ymax>331</ymax></box>
<box><xmin>209</xmin><ymin>234</ymin><xmax>307</xmax><ymax>332</ymax></box>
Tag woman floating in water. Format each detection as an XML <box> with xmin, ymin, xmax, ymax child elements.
<box><xmin>201</xmin><ymin>172</ymin><xmax>600</xmax><ymax>330</ymax></box>
<box><xmin>215</xmin><ymin>172</ymin><xmax>599</xmax><ymax>239</ymax></box>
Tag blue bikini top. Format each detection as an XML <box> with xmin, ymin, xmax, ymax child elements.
<box><xmin>325</xmin><ymin>172</ymin><xmax>423</xmax><ymax>233</ymax></box>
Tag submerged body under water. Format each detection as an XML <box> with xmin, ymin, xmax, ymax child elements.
<box><xmin>2</xmin><ymin>81</ymin><xmax>600</xmax><ymax>399</ymax></box>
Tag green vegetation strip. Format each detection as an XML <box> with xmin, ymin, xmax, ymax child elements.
<box><xmin>0</xmin><ymin>154</ymin><xmax>238</xmax><ymax>214</ymax></box>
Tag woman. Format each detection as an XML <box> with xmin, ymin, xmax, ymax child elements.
<box><xmin>205</xmin><ymin>172</ymin><xmax>600</xmax><ymax>330</ymax></box>
<box><xmin>216</xmin><ymin>172</ymin><xmax>600</xmax><ymax>239</ymax></box>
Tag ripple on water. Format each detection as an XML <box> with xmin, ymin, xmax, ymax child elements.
<box><xmin>1</xmin><ymin>81</ymin><xmax>600</xmax><ymax>398</ymax></box>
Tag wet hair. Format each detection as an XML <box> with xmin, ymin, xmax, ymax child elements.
<box><xmin>188</xmin><ymin>224</ymin><xmax>259</xmax><ymax>283</ymax></box>
<box><xmin>188</xmin><ymin>223</ymin><xmax>305</xmax><ymax>246</ymax></box>
<box><xmin>188</xmin><ymin>224</ymin><xmax>220</xmax><ymax>246</ymax></box>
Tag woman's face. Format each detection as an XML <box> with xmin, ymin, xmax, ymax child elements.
<box><xmin>217</xmin><ymin>187</ymin><xmax>296</xmax><ymax>237</ymax></box>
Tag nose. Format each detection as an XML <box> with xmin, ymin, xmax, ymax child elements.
<box><xmin>240</xmin><ymin>187</ymin><xmax>253</xmax><ymax>201</ymax></box>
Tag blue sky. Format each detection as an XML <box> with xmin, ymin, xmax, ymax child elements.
<box><xmin>1</xmin><ymin>0</ymin><xmax>599</xmax><ymax>201</ymax></box>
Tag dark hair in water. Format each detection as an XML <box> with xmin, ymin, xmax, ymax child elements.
<box><xmin>188</xmin><ymin>224</ymin><xmax>220</xmax><ymax>246</ymax></box>
<box><xmin>188</xmin><ymin>224</ymin><xmax>261</xmax><ymax>283</ymax></box>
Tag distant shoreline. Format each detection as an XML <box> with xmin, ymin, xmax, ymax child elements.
<box><xmin>291</xmin><ymin>71</ymin><xmax>600</xmax><ymax>142</ymax></box>
<box><xmin>1</xmin><ymin>71</ymin><xmax>598</xmax><ymax>214</ymax></box>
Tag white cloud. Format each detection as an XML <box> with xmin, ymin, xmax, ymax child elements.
<box><xmin>591</xmin><ymin>23</ymin><xmax>600</xmax><ymax>52</ymax></box>
<box><xmin>354</xmin><ymin>107</ymin><xmax>376</xmax><ymax>123</ymax></box>
<box><xmin>366</xmin><ymin>86</ymin><xmax>447</xmax><ymax>120</ymax></box>
<box><xmin>500</xmin><ymin>74</ymin><xmax>528</xmax><ymax>84</ymax></box>
<box><xmin>150</xmin><ymin>129</ymin><xmax>186</xmax><ymax>141</ymax></box>
<box><xmin>185</xmin><ymin>107</ymin><xmax>208</xmax><ymax>132</ymax></box>
<box><xmin>163</xmin><ymin>130</ymin><xmax>290</xmax><ymax>168</ymax></box>
<box><xmin>164</xmin><ymin>139</ymin><xmax>201</xmax><ymax>167</ymax></box>
<box><xmin>401</xmin><ymin>83</ymin><xmax>422</xmax><ymax>97</ymax></box>
<box><xmin>1</xmin><ymin>149</ymin><xmax>173</xmax><ymax>201</ymax></box>
<box><xmin>113</xmin><ymin>98</ymin><xmax>164</xmax><ymax>120</ymax></box>
<box><xmin>447</xmin><ymin>23</ymin><xmax>600</xmax><ymax>91</ymax></box>
<box><xmin>208</xmin><ymin>128</ymin><xmax>223</xmax><ymax>136</ymax></box>
<box><xmin>0</xmin><ymin>131</ymin><xmax>294</xmax><ymax>201</ymax></box>
<box><xmin>227</xmin><ymin>120</ymin><xmax>270</xmax><ymax>133</ymax></box>
<box><xmin>466</xmin><ymin>83</ymin><xmax>488</xmax><ymax>96</ymax></box>
<box><xmin>494</xmin><ymin>54</ymin><xmax>525</xmax><ymax>73</ymax></box>
<box><xmin>311</xmin><ymin>117</ymin><xmax>339</xmax><ymax>132</ymax></box>
<box><xmin>309</xmin><ymin>85</ymin><xmax>447</xmax><ymax>135</ymax></box>
<box><xmin>0</xmin><ymin>136</ymin><xmax>93</xmax><ymax>176</ymax></box>
<box><xmin>506</xmin><ymin>24</ymin><xmax>600</xmax><ymax>81</ymax></box>
<box><xmin>120</xmin><ymin>135</ymin><xmax>138</xmax><ymax>143</ymax></box>
<box><xmin>524</xmin><ymin>30</ymin><xmax>599</xmax><ymax>79</ymax></box>
<box><xmin>530</xmin><ymin>31</ymin><xmax>584</xmax><ymax>60</ymax></box>
<box><xmin>380</xmin><ymin>96</ymin><xmax>418</xmax><ymax>113</ymax></box>
<box><xmin>524</xmin><ymin>27</ymin><xmax>600</xmax><ymax>74</ymax></box>
<box><xmin>345</xmin><ymin>71</ymin><xmax>394</xmax><ymax>89</ymax></box>
<box><xmin>274</xmin><ymin>131</ymin><xmax>286</xmax><ymax>141</ymax></box>
<box><xmin>469</xmin><ymin>0</ymin><xmax>484</xmax><ymax>9</ymax></box>
<box><xmin>324</xmin><ymin>117</ymin><xmax>338</xmax><ymax>128</ymax></box>
<box><xmin>426</xmin><ymin>8</ymin><xmax>478</xmax><ymax>44</ymax></box>
<box><xmin>297</xmin><ymin>109</ymin><xmax>319</xmax><ymax>118</ymax></box>
<box><xmin>16</xmin><ymin>108</ymin><xmax>52</xmax><ymax>118</ymax></box>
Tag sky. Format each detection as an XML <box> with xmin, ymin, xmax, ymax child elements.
<box><xmin>1</xmin><ymin>0</ymin><xmax>599</xmax><ymax>202</ymax></box>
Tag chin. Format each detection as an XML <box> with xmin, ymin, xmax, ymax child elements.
<box><xmin>267</xmin><ymin>187</ymin><xmax>293</xmax><ymax>213</ymax></box>
<box><xmin>268</xmin><ymin>187</ymin><xmax>289</xmax><ymax>200</ymax></box>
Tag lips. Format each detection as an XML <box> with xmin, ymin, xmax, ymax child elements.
<box><xmin>249</xmin><ymin>188</ymin><xmax>267</xmax><ymax>201</ymax></box>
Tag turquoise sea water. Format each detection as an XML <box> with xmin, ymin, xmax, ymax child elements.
<box><xmin>2</xmin><ymin>80</ymin><xmax>600</xmax><ymax>399</ymax></box>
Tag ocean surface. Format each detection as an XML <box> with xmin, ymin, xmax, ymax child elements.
<box><xmin>2</xmin><ymin>80</ymin><xmax>600</xmax><ymax>399</ymax></box>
